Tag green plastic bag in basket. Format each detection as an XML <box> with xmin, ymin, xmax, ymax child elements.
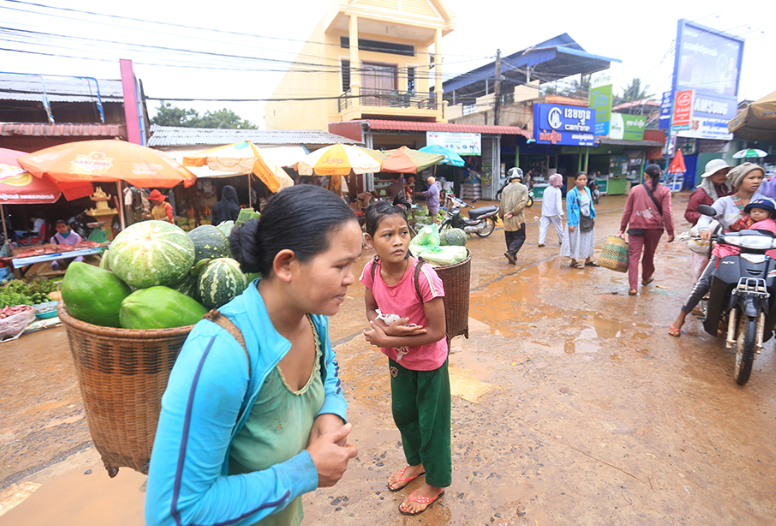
<box><xmin>599</xmin><ymin>235</ymin><xmax>628</xmax><ymax>273</ymax></box>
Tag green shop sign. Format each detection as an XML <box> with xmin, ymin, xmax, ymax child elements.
<box><xmin>609</xmin><ymin>113</ymin><xmax>646</xmax><ymax>141</ymax></box>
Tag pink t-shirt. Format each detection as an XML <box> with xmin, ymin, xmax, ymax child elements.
<box><xmin>714</xmin><ymin>218</ymin><xmax>776</xmax><ymax>259</ymax></box>
<box><xmin>360</xmin><ymin>258</ymin><xmax>447</xmax><ymax>371</ymax></box>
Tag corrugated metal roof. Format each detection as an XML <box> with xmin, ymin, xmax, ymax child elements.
<box><xmin>363</xmin><ymin>119</ymin><xmax>532</xmax><ymax>137</ymax></box>
<box><xmin>0</xmin><ymin>74</ymin><xmax>124</xmax><ymax>103</ymax></box>
<box><xmin>147</xmin><ymin>125</ymin><xmax>361</xmax><ymax>147</ymax></box>
<box><xmin>0</xmin><ymin>123</ymin><xmax>126</xmax><ymax>137</ymax></box>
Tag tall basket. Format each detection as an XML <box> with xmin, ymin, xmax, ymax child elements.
<box><xmin>434</xmin><ymin>250</ymin><xmax>472</xmax><ymax>342</ymax></box>
<box><xmin>58</xmin><ymin>304</ymin><xmax>193</xmax><ymax>477</ymax></box>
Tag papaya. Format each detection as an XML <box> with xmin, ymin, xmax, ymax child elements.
<box><xmin>119</xmin><ymin>286</ymin><xmax>207</xmax><ymax>329</ymax></box>
<box><xmin>61</xmin><ymin>262</ymin><xmax>132</xmax><ymax>327</ymax></box>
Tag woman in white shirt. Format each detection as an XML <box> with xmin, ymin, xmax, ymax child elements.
<box><xmin>538</xmin><ymin>174</ymin><xmax>564</xmax><ymax>247</ymax></box>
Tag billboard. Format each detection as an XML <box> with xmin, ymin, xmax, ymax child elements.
<box><xmin>589</xmin><ymin>70</ymin><xmax>613</xmax><ymax>136</ymax></box>
<box><xmin>609</xmin><ymin>114</ymin><xmax>646</xmax><ymax>141</ymax></box>
<box><xmin>533</xmin><ymin>103</ymin><xmax>595</xmax><ymax>146</ymax></box>
<box><xmin>425</xmin><ymin>131</ymin><xmax>481</xmax><ymax>156</ymax></box>
<box><xmin>671</xmin><ymin>19</ymin><xmax>744</xmax><ymax>139</ymax></box>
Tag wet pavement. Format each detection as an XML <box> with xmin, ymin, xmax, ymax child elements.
<box><xmin>1</xmin><ymin>194</ymin><xmax>775</xmax><ymax>525</ymax></box>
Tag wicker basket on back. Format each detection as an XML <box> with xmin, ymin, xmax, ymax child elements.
<box><xmin>435</xmin><ymin>250</ymin><xmax>472</xmax><ymax>342</ymax></box>
<box><xmin>58</xmin><ymin>303</ymin><xmax>193</xmax><ymax>477</ymax></box>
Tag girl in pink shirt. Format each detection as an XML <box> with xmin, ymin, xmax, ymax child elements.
<box><xmin>361</xmin><ymin>201</ymin><xmax>450</xmax><ymax>516</ymax></box>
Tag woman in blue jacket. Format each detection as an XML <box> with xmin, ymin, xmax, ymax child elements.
<box><xmin>560</xmin><ymin>171</ymin><xmax>598</xmax><ymax>269</ymax></box>
<box><xmin>145</xmin><ymin>185</ymin><xmax>362</xmax><ymax>526</ymax></box>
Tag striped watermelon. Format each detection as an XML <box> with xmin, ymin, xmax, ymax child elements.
<box><xmin>440</xmin><ymin>228</ymin><xmax>468</xmax><ymax>246</ymax></box>
<box><xmin>110</xmin><ymin>220</ymin><xmax>195</xmax><ymax>289</ymax></box>
<box><xmin>197</xmin><ymin>258</ymin><xmax>248</xmax><ymax>309</ymax></box>
<box><xmin>188</xmin><ymin>225</ymin><xmax>230</xmax><ymax>263</ymax></box>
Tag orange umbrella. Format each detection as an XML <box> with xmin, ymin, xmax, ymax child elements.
<box><xmin>668</xmin><ymin>149</ymin><xmax>686</xmax><ymax>174</ymax></box>
<box><xmin>0</xmin><ymin>148</ymin><xmax>93</xmax><ymax>202</ymax></box>
<box><xmin>18</xmin><ymin>140</ymin><xmax>196</xmax><ymax>188</ymax></box>
<box><xmin>381</xmin><ymin>146</ymin><xmax>445</xmax><ymax>174</ymax></box>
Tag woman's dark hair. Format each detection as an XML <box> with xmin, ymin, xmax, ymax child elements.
<box><xmin>364</xmin><ymin>200</ymin><xmax>408</xmax><ymax>238</ymax></box>
<box><xmin>229</xmin><ymin>185</ymin><xmax>357</xmax><ymax>275</ymax></box>
<box><xmin>576</xmin><ymin>171</ymin><xmax>587</xmax><ymax>179</ymax></box>
<box><xmin>644</xmin><ymin>163</ymin><xmax>662</xmax><ymax>190</ymax></box>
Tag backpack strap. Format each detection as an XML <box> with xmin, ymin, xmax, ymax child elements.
<box><xmin>204</xmin><ymin>309</ymin><xmax>250</xmax><ymax>378</ymax></box>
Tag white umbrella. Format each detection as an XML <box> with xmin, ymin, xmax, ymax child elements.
<box><xmin>732</xmin><ymin>148</ymin><xmax>768</xmax><ymax>159</ymax></box>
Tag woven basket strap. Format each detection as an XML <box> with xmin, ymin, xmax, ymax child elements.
<box><xmin>204</xmin><ymin>310</ymin><xmax>251</xmax><ymax>377</ymax></box>
<box><xmin>413</xmin><ymin>256</ymin><xmax>425</xmax><ymax>304</ymax></box>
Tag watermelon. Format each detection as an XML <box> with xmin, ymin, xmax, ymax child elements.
<box><xmin>216</xmin><ymin>220</ymin><xmax>234</xmax><ymax>238</ymax></box>
<box><xmin>99</xmin><ymin>249</ymin><xmax>111</xmax><ymax>270</ymax></box>
<box><xmin>188</xmin><ymin>225</ymin><xmax>230</xmax><ymax>263</ymax></box>
<box><xmin>110</xmin><ymin>221</ymin><xmax>195</xmax><ymax>289</ymax></box>
<box><xmin>61</xmin><ymin>262</ymin><xmax>132</xmax><ymax>327</ymax></box>
<box><xmin>197</xmin><ymin>258</ymin><xmax>248</xmax><ymax>309</ymax></box>
<box><xmin>119</xmin><ymin>286</ymin><xmax>207</xmax><ymax>329</ymax></box>
<box><xmin>171</xmin><ymin>273</ymin><xmax>198</xmax><ymax>299</ymax></box>
<box><xmin>440</xmin><ymin>228</ymin><xmax>468</xmax><ymax>246</ymax></box>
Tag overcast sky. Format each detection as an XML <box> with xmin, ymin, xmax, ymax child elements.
<box><xmin>0</xmin><ymin>0</ymin><xmax>772</xmax><ymax>128</ymax></box>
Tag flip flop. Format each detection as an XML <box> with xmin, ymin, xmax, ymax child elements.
<box><xmin>399</xmin><ymin>489</ymin><xmax>445</xmax><ymax>515</ymax></box>
<box><xmin>642</xmin><ymin>277</ymin><xmax>655</xmax><ymax>286</ymax></box>
<box><xmin>628</xmin><ymin>289</ymin><xmax>638</xmax><ymax>296</ymax></box>
<box><xmin>570</xmin><ymin>262</ymin><xmax>584</xmax><ymax>269</ymax></box>
<box><xmin>668</xmin><ymin>325</ymin><xmax>681</xmax><ymax>337</ymax></box>
<box><xmin>585</xmin><ymin>261</ymin><xmax>599</xmax><ymax>267</ymax></box>
<box><xmin>387</xmin><ymin>466</ymin><xmax>425</xmax><ymax>492</ymax></box>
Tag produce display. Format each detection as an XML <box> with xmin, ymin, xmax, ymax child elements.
<box><xmin>216</xmin><ymin>220</ymin><xmax>234</xmax><ymax>238</ymax></box>
<box><xmin>61</xmin><ymin>262</ymin><xmax>132</xmax><ymax>328</ymax></box>
<box><xmin>188</xmin><ymin>225</ymin><xmax>230</xmax><ymax>263</ymax></box>
<box><xmin>0</xmin><ymin>304</ymin><xmax>34</xmax><ymax>319</ymax></box>
<box><xmin>119</xmin><ymin>287</ymin><xmax>208</xmax><ymax>330</ymax></box>
<box><xmin>99</xmin><ymin>250</ymin><xmax>111</xmax><ymax>270</ymax></box>
<box><xmin>235</xmin><ymin>209</ymin><xmax>260</xmax><ymax>226</ymax></box>
<box><xmin>197</xmin><ymin>258</ymin><xmax>248</xmax><ymax>310</ymax></box>
<box><xmin>0</xmin><ymin>279</ymin><xmax>57</xmax><ymax>308</ymax></box>
<box><xmin>109</xmin><ymin>221</ymin><xmax>195</xmax><ymax>288</ymax></box>
<box><xmin>440</xmin><ymin>228</ymin><xmax>468</xmax><ymax>246</ymax></box>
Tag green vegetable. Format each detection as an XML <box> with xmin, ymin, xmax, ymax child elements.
<box><xmin>119</xmin><ymin>286</ymin><xmax>207</xmax><ymax>329</ymax></box>
<box><xmin>188</xmin><ymin>225</ymin><xmax>230</xmax><ymax>264</ymax></box>
<box><xmin>440</xmin><ymin>228</ymin><xmax>468</xmax><ymax>246</ymax></box>
<box><xmin>197</xmin><ymin>258</ymin><xmax>248</xmax><ymax>310</ymax></box>
<box><xmin>61</xmin><ymin>262</ymin><xmax>132</xmax><ymax>327</ymax></box>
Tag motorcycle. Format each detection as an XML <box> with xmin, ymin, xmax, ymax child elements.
<box><xmin>68</xmin><ymin>212</ymin><xmax>98</xmax><ymax>240</ymax></box>
<box><xmin>440</xmin><ymin>195</ymin><xmax>499</xmax><ymax>237</ymax></box>
<box><xmin>589</xmin><ymin>182</ymin><xmax>601</xmax><ymax>204</ymax></box>
<box><xmin>696</xmin><ymin>204</ymin><xmax>776</xmax><ymax>385</ymax></box>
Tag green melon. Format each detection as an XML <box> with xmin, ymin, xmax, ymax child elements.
<box><xmin>188</xmin><ymin>225</ymin><xmax>230</xmax><ymax>264</ymax></box>
<box><xmin>197</xmin><ymin>258</ymin><xmax>248</xmax><ymax>309</ymax></box>
<box><xmin>61</xmin><ymin>262</ymin><xmax>132</xmax><ymax>327</ymax></box>
<box><xmin>119</xmin><ymin>286</ymin><xmax>207</xmax><ymax>329</ymax></box>
<box><xmin>171</xmin><ymin>272</ymin><xmax>198</xmax><ymax>300</ymax></box>
<box><xmin>440</xmin><ymin>228</ymin><xmax>468</xmax><ymax>246</ymax></box>
<box><xmin>110</xmin><ymin>221</ymin><xmax>195</xmax><ymax>289</ymax></box>
<box><xmin>99</xmin><ymin>249</ymin><xmax>111</xmax><ymax>270</ymax></box>
<box><xmin>216</xmin><ymin>220</ymin><xmax>234</xmax><ymax>238</ymax></box>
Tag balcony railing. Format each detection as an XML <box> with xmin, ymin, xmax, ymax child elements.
<box><xmin>338</xmin><ymin>89</ymin><xmax>438</xmax><ymax>113</ymax></box>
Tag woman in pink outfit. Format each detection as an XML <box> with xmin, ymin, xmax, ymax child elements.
<box><xmin>618</xmin><ymin>164</ymin><xmax>675</xmax><ymax>296</ymax></box>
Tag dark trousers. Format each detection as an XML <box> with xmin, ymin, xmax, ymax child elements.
<box><xmin>505</xmin><ymin>224</ymin><xmax>526</xmax><ymax>258</ymax></box>
<box><xmin>389</xmin><ymin>357</ymin><xmax>452</xmax><ymax>488</ymax></box>
<box><xmin>681</xmin><ymin>257</ymin><xmax>715</xmax><ymax>314</ymax></box>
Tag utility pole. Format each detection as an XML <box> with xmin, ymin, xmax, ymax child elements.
<box><xmin>494</xmin><ymin>49</ymin><xmax>502</xmax><ymax>126</ymax></box>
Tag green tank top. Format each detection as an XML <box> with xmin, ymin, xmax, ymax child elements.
<box><xmin>228</xmin><ymin>316</ymin><xmax>325</xmax><ymax>526</ymax></box>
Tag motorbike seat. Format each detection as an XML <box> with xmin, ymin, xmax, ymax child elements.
<box><xmin>468</xmin><ymin>206</ymin><xmax>499</xmax><ymax>219</ymax></box>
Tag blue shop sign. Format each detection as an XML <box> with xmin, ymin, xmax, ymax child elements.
<box><xmin>691</xmin><ymin>91</ymin><xmax>737</xmax><ymax>121</ymax></box>
<box><xmin>533</xmin><ymin>103</ymin><xmax>595</xmax><ymax>146</ymax></box>
<box><xmin>659</xmin><ymin>91</ymin><xmax>672</xmax><ymax>130</ymax></box>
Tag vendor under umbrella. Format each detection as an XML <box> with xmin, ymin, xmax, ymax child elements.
<box><xmin>146</xmin><ymin>189</ymin><xmax>173</xmax><ymax>223</ymax></box>
<box><xmin>50</xmin><ymin>219</ymin><xmax>83</xmax><ymax>271</ymax></box>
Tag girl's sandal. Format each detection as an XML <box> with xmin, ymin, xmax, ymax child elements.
<box><xmin>387</xmin><ymin>466</ymin><xmax>425</xmax><ymax>492</ymax></box>
<box><xmin>668</xmin><ymin>325</ymin><xmax>681</xmax><ymax>337</ymax></box>
<box><xmin>399</xmin><ymin>489</ymin><xmax>445</xmax><ymax>516</ymax></box>
<box><xmin>585</xmin><ymin>261</ymin><xmax>599</xmax><ymax>267</ymax></box>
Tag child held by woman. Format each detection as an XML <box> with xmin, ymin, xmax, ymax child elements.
<box><xmin>360</xmin><ymin>201</ymin><xmax>451</xmax><ymax>516</ymax></box>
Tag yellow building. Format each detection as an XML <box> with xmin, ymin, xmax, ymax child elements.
<box><xmin>265</xmin><ymin>0</ymin><xmax>455</xmax><ymax>131</ymax></box>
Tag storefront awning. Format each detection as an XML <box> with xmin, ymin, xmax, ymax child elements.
<box><xmin>597</xmin><ymin>138</ymin><xmax>664</xmax><ymax>148</ymax></box>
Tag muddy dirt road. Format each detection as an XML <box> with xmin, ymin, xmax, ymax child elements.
<box><xmin>1</xmin><ymin>194</ymin><xmax>774</xmax><ymax>525</ymax></box>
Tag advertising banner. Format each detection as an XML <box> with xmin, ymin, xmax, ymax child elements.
<box><xmin>589</xmin><ymin>70</ymin><xmax>613</xmax><ymax>136</ymax></box>
<box><xmin>609</xmin><ymin>113</ymin><xmax>646</xmax><ymax>141</ymax></box>
<box><xmin>672</xmin><ymin>89</ymin><xmax>693</xmax><ymax>129</ymax></box>
<box><xmin>425</xmin><ymin>131</ymin><xmax>481</xmax><ymax>156</ymax></box>
<box><xmin>659</xmin><ymin>91</ymin><xmax>672</xmax><ymax>130</ymax></box>
<box><xmin>533</xmin><ymin>103</ymin><xmax>595</xmax><ymax>146</ymax></box>
<box><xmin>678</xmin><ymin>117</ymin><xmax>734</xmax><ymax>141</ymax></box>
<box><xmin>671</xmin><ymin>19</ymin><xmax>745</xmax><ymax>140</ymax></box>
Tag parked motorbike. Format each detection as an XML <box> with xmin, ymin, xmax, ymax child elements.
<box><xmin>696</xmin><ymin>204</ymin><xmax>776</xmax><ymax>385</ymax></box>
<box><xmin>68</xmin><ymin>212</ymin><xmax>97</xmax><ymax>240</ymax></box>
<box><xmin>589</xmin><ymin>182</ymin><xmax>601</xmax><ymax>204</ymax></box>
<box><xmin>440</xmin><ymin>195</ymin><xmax>498</xmax><ymax>237</ymax></box>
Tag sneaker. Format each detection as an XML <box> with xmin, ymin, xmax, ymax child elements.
<box><xmin>504</xmin><ymin>252</ymin><xmax>517</xmax><ymax>265</ymax></box>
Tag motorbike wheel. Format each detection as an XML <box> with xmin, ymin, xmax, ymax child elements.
<box><xmin>475</xmin><ymin>217</ymin><xmax>496</xmax><ymax>238</ymax></box>
<box><xmin>733</xmin><ymin>314</ymin><xmax>757</xmax><ymax>386</ymax></box>
<box><xmin>526</xmin><ymin>196</ymin><xmax>534</xmax><ymax>208</ymax></box>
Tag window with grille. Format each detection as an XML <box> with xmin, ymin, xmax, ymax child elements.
<box><xmin>407</xmin><ymin>66</ymin><xmax>416</xmax><ymax>93</ymax></box>
<box><xmin>341</xmin><ymin>59</ymin><xmax>351</xmax><ymax>92</ymax></box>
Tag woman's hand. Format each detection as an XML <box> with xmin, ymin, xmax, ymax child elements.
<box><xmin>569</xmin><ymin>225</ymin><xmax>576</xmax><ymax>233</ymax></box>
<box><xmin>308</xmin><ymin>413</ymin><xmax>347</xmax><ymax>447</ymax></box>
<box><xmin>363</xmin><ymin>321</ymin><xmax>389</xmax><ymax>347</ymax></box>
<box><xmin>307</xmin><ymin>423</ymin><xmax>358</xmax><ymax>488</ymax></box>
<box><xmin>700</xmin><ymin>230</ymin><xmax>712</xmax><ymax>241</ymax></box>
<box><xmin>384</xmin><ymin>318</ymin><xmax>427</xmax><ymax>337</ymax></box>
<box><xmin>667</xmin><ymin>235</ymin><xmax>675</xmax><ymax>243</ymax></box>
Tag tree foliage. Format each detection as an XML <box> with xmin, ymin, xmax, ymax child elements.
<box><xmin>151</xmin><ymin>102</ymin><xmax>257</xmax><ymax>129</ymax></box>
<box><xmin>614</xmin><ymin>78</ymin><xmax>655</xmax><ymax>106</ymax></box>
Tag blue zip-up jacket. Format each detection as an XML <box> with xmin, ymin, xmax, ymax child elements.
<box><xmin>566</xmin><ymin>186</ymin><xmax>596</xmax><ymax>227</ymax></box>
<box><xmin>145</xmin><ymin>280</ymin><xmax>347</xmax><ymax>526</ymax></box>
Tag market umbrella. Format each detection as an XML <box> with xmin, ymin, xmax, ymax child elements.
<box><xmin>296</xmin><ymin>144</ymin><xmax>382</xmax><ymax>176</ymax></box>
<box><xmin>182</xmin><ymin>141</ymin><xmax>294</xmax><ymax>194</ymax></box>
<box><xmin>732</xmin><ymin>148</ymin><xmax>768</xmax><ymax>159</ymax></box>
<box><xmin>381</xmin><ymin>146</ymin><xmax>445</xmax><ymax>174</ymax></box>
<box><xmin>418</xmin><ymin>144</ymin><xmax>465</xmax><ymax>167</ymax></box>
<box><xmin>18</xmin><ymin>140</ymin><xmax>196</xmax><ymax>189</ymax></box>
<box><xmin>668</xmin><ymin>149</ymin><xmax>686</xmax><ymax>174</ymax></box>
<box><xmin>728</xmin><ymin>91</ymin><xmax>776</xmax><ymax>142</ymax></box>
<box><xmin>0</xmin><ymin>148</ymin><xmax>94</xmax><ymax>246</ymax></box>
<box><xmin>357</xmin><ymin>147</ymin><xmax>388</xmax><ymax>163</ymax></box>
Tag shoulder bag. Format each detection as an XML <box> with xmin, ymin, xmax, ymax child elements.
<box><xmin>577</xmin><ymin>189</ymin><xmax>595</xmax><ymax>232</ymax></box>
